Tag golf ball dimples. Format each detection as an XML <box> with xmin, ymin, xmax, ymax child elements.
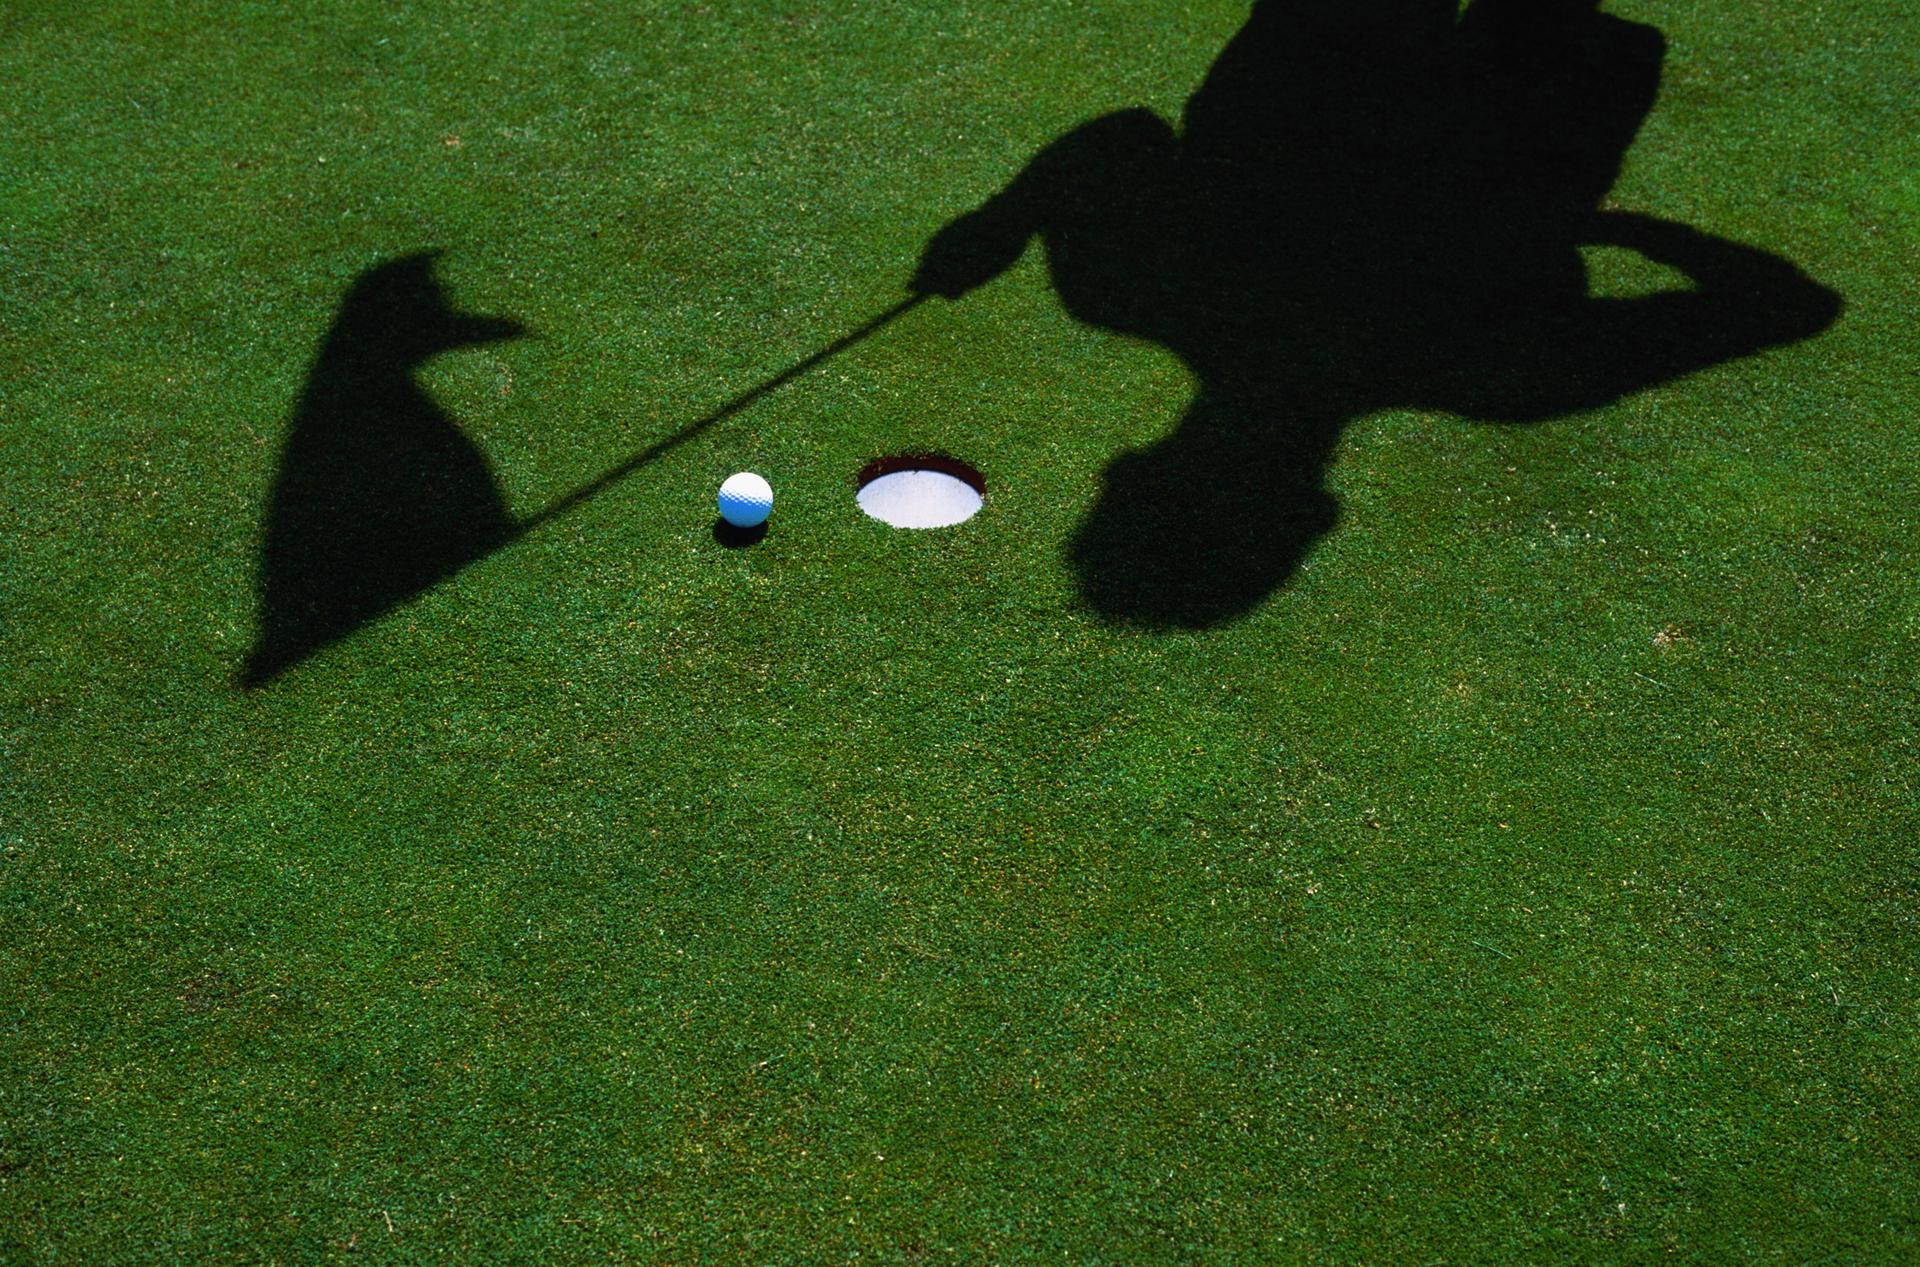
<box><xmin>717</xmin><ymin>472</ymin><xmax>773</xmax><ymax>527</ymax></box>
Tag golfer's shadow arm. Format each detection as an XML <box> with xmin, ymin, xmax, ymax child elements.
<box><xmin>1463</xmin><ymin>211</ymin><xmax>1843</xmax><ymax>422</ymax></box>
<box><xmin>911</xmin><ymin>192</ymin><xmax>1040</xmax><ymax>301</ymax></box>
<box><xmin>911</xmin><ymin>109</ymin><xmax>1174</xmax><ymax>301</ymax></box>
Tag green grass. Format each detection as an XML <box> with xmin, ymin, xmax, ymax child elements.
<box><xmin>4</xmin><ymin>1</ymin><xmax>1917</xmax><ymax>1260</ymax></box>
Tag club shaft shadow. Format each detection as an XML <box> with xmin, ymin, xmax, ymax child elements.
<box><xmin>517</xmin><ymin>293</ymin><xmax>926</xmax><ymax>535</ymax></box>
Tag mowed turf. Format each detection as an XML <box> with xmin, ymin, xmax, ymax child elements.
<box><xmin>3</xmin><ymin>1</ymin><xmax>1917</xmax><ymax>1261</ymax></box>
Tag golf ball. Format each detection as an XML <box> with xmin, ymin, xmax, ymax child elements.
<box><xmin>717</xmin><ymin>472</ymin><xmax>773</xmax><ymax>527</ymax></box>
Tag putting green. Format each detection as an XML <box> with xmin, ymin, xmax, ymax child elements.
<box><xmin>3</xmin><ymin>1</ymin><xmax>1916</xmax><ymax>1261</ymax></box>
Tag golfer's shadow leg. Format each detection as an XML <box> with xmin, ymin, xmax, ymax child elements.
<box><xmin>1069</xmin><ymin>386</ymin><xmax>1346</xmax><ymax>629</ymax></box>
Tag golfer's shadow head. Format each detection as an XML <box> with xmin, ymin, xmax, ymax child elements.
<box><xmin>241</xmin><ymin>252</ymin><xmax>526</xmax><ymax>688</ymax></box>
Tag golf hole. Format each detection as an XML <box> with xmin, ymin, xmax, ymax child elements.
<box><xmin>856</xmin><ymin>455</ymin><xmax>986</xmax><ymax>529</ymax></box>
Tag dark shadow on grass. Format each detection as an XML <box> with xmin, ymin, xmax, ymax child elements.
<box><xmin>243</xmin><ymin>260</ymin><xmax>918</xmax><ymax>687</ymax></box>
<box><xmin>911</xmin><ymin>0</ymin><xmax>1842</xmax><ymax>628</ymax></box>
<box><xmin>242</xmin><ymin>252</ymin><xmax>522</xmax><ymax>687</ymax></box>
<box><xmin>712</xmin><ymin>517</ymin><xmax>769</xmax><ymax>548</ymax></box>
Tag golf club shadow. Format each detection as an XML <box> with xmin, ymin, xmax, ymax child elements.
<box><xmin>242</xmin><ymin>252</ymin><xmax>524</xmax><ymax>688</ymax></box>
<box><xmin>712</xmin><ymin>517</ymin><xmax>769</xmax><ymax>548</ymax></box>
<box><xmin>245</xmin><ymin>271</ymin><xmax>917</xmax><ymax>686</ymax></box>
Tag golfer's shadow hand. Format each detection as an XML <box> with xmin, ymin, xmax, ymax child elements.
<box><xmin>910</xmin><ymin>204</ymin><xmax>1034</xmax><ymax>300</ymax></box>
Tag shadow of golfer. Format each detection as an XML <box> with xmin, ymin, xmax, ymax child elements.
<box><xmin>912</xmin><ymin>0</ymin><xmax>1842</xmax><ymax>628</ymax></box>
<box><xmin>242</xmin><ymin>252</ymin><xmax>523</xmax><ymax>687</ymax></box>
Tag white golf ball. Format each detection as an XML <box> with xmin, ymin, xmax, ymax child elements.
<box><xmin>717</xmin><ymin>471</ymin><xmax>773</xmax><ymax>528</ymax></box>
